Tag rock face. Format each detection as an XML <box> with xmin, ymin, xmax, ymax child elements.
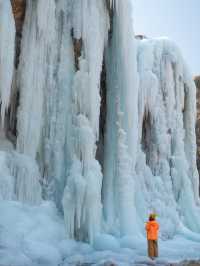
<box><xmin>195</xmin><ymin>76</ymin><xmax>200</xmax><ymax>178</ymax></box>
<box><xmin>10</xmin><ymin>0</ymin><xmax>26</xmax><ymax>32</ymax></box>
<box><xmin>10</xmin><ymin>0</ymin><xmax>26</xmax><ymax>68</ymax></box>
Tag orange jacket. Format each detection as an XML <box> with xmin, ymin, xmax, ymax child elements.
<box><xmin>145</xmin><ymin>220</ymin><xmax>159</xmax><ymax>240</ymax></box>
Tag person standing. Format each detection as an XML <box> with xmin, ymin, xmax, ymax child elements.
<box><xmin>145</xmin><ymin>214</ymin><xmax>159</xmax><ymax>260</ymax></box>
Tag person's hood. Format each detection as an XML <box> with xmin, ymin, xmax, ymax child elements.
<box><xmin>149</xmin><ymin>221</ymin><xmax>158</xmax><ymax>227</ymax></box>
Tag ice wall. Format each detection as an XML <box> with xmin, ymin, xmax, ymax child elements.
<box><xmin>0</xmin><ymin>0</ymin><xmax>199</xmax><ymax>245</ymax></box>
<box><xmin>136</xmin><ymin>38</ymin><xmax>200</xmax><ymax>236</ymax></box>
<box><xmin>103</xmin><ymin>11</ymin><xmax>200</xmax><ymax>238</ymax></box>
<box><xmin>0</xmin><ymin>0</ymin><xmax>41</xmax><ymax>204</ymax></box>
<box><xmin>16</xmin><ymin>0</ymin><xmax>109</xmax><ymax>243</ymax></box>
<box><xmin>17</xmin><ymin>0</ymin><xmax>75</xmax><ymax>209</ymax></box>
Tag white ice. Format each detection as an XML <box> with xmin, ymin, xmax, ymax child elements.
<box><xmin>0</xmin><ymin>0</ymin><xmax>15</xmax><ymax>123</ymax></box>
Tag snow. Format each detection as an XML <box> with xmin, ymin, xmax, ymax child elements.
<box><xmin>94</xmin><ymin>234</ymin><xmax>120</xmax><ymax>252</ymax></box>
<box><xmin>0</xmin><ymin>201</ymin><xmax>64</xmax><ymax>266</ymax></box>
<box><xmin>0</xmin><ymin>200</ymin><xmax>199</xmax><ymax>266</ymax></box>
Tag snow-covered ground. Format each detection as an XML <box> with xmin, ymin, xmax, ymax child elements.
<box><xmin>0</xmin><ymin>200</ymin><xmax>199</xmax><ymax>266</ymax></box>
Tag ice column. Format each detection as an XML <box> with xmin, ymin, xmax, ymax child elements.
<box><xmin>62</xmin><ymin>0</ymin><xmax>109</xmax><ymax>243</ymax></box>
<box><xmin>17</xmin><ymin>0</ymin><xmax>57</xmax><ymax>158</ymax></box>
<box><xmin>0</xmin><ymin>0</ymin><xmax>15</xmax><ymax>123</ymax></box>
<box><xmin>103</xmin><ymin>0</ymin><xmax>139</xmax><ymax>236</ymax></box>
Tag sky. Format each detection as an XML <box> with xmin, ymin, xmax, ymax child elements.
<box><xmin>133</xmin><ymin>0</ymin><xmax>200</xmax><ymax>76</ymax></box>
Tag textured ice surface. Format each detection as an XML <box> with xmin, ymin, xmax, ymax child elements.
<box><xmin>0</xmin><ymin>201</ymin><xmax>64</xmax><ymax>266</ymax></box>
<box><xmin>0</xmin><ymin>151</ymin><xmax>41</xmax><ymax>204</ymax></box>
<box><xmin>0</xmin><ymin>0</ymin><xmax>15</xmax><ymax>123</ymax></box>
<box><xmin>103</xmin><ymin>0</ymin><xmax>140</xmax><ymax>236</ymax></box>
<box><xmin>136</xmin><ymin>38</ymin><xmax>200</xmax><ymax>237</ymax></box>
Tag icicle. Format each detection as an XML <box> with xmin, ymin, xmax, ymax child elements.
<box><xmin>0</xmin><ymin>151</ymin><xmax>41</xmax><ymax>204</ymax></box>
<box><xmin>0</xmin><ymin>0</ymin><xmax>15</xmax><ymax>124</ymax></box>
<box><xmin>103</xmin><ymin>0</ymin><xmax>139</xmax><ymax>233</ymax></box>
<box><xmin>17</xmin><ymin>0</ymin><xmax>57</xmax><ymax>158</ymax></box>
<box><xmin>10</xmin><ymin>152</ymin><xmax>42</xmax><ymax>205</ymax></box>
<box><xmin>62</xmin><ymin>0</ymin><xmax>109</xmax><ymax>243</ymax></box>
<box><xmin>62</xmin><ymin>159</ymin><xmax>86</xmax><ymax>239</ymax></box>
<box><xmin>115</xmin><ymin>98</ymin><xmax>139</xmax><ymax>236</ymax></box>
<box><xmin>0</xmin><ymin>152</ymin><xmax>14</xmax><ymax>200</ymax></box>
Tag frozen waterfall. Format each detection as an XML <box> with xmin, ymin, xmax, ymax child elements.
<box><xmin>0</xmin><ymin>0</ymin><xmax>199</xmax><ymax>246</ymax></box>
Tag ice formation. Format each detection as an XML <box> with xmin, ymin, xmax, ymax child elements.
<box><xmin>0</xmin><ymin>0</ymin><xmax>15</xmax><ymax>123</ymax></box>
<box><xmin>103</xmin><ymin>1</ymin><xmax>139</xmax><ymax>237</ymax></box>
<box><xmin>136</xmin><ymin>38</ymin><xmax>200</xmax><ymax>237</ymax></box>
<box><xmin>0</xmin><ymin>0</ymin><xmax>200</xmax><ymax>253</ymax></box>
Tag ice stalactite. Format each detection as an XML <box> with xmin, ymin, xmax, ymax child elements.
<box><xmin>0</xmin><ymin>152</ymin><xmax>14</xmax><ymax>200</ymax></box>
<box><xmin>115</xmin><ymin>100</ymin><xmax>138</xmax><ymax>236</ymax></box>
<box><xmin>15</xmin><ymin>0</ymin><xmax>110</xmax><ymax>242</ymax></box>
<box><xmin>0</xmin><ymin>151</ymin><xmax>41</xmax><ymax>204</ymax></box>
<box><xmin>62</xmin><ymin>0</ymin><xmax>109</xmax><ymax>243</ymax></box>
<box><xmin>9</xmin><ymin>152</ymin><xmax>42</xmax><ymax>204</ymax></box>
<box><xmin>136</xmin><ymin>38</ymin><xmax>200</xmax><ymax>237</ymax></box>
<box><xmin>103</xmin><ymin>0</ymin><xmax>140</xmax><ymax>236</ymax></box>
<box><xmin>39</xmin><ymin>1</ymin><xmax>74</xmax><ymax>206</ymax></box>
<box><xmin>16</xmin><ymin>0</ymin><xmax>74</xmax><ymax>208</ymax></box>
<box><xmin>16</xmin><ymin>0</ymin><xmax>56</xmax><ymax>158</ymax></box>
<box><xmin>0</xmin><ymin>0</ymin><xmax>15</xmax><ymax>124</ymax></box>
<box><xmin>0</xmin><ymin>0</ymin><xmax>42</xmax><ymax>205</ymax></box>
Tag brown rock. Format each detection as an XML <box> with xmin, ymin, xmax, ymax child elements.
<box><xmin>10</xmin><ymin>0</ymin><xmax>26</xmax><ymax>68</ymax></box>
<box><xmin>11</xmin><ymin>0</ymin><xmax>26</xmax><ymax>33</ymax></box>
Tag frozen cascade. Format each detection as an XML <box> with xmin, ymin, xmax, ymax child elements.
<box><xmin>0</xmin><ymin>0</ymin><xmax>199</xmax><ymax>251</ymax></box>
<box><xmin>62</xmin><ymin>0</ymin><xmax>109</xmax><ymax>243</ymax></box>
<box><xmin>16</xmin><ymin>0</ymin><xmax>75</xmax><ymax>208</ymax></box>
<box><xmin>136</xmin><ymin>38</ymin><xmax>200</xmax><ymax>236</ymax></box>
<box><xmin>0</xmin><ymin>0</ymin><xmax>42</xmax><ymax>206</ymax></box>
<box><xmin>103</xmin><ymin>0</ymin><xmax>140</xmax><ymax>236</ymax></box>
<box><xmin>16</xmin><ymin>0</ymin><xmax>110</xmax><ymax>242</ymax></box>
<box><xmin>17</xmin><ymin>0</ymin><xmax>57</xmax><ymax>158</ymax></box>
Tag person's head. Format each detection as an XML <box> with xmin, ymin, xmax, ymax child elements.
<box><xmin>149</xmin><ymin>213</ymin><xmax>156</xmax><ymax>221</ymax></box>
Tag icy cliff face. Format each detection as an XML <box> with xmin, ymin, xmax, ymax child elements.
<box><xmin>136</xmin><ymin>38</ymin><xmax>200</xmax><ymax>237</ymax></box>
<box><xmin>0</xmin><ymin>0</ymin><xmax>199</xmax><ymax>245</ymax></box>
